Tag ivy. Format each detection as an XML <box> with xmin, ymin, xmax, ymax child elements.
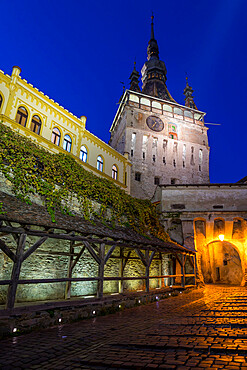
<box><xmin>0</xmin><ymin>122</ymin><xmax>170</xmax><ymax>242</ymax></box>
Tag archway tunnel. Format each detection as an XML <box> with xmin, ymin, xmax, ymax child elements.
<box><xmin>201</xmin><ymin>241</ymin><xmax>243</xmax><ymax>285</ymax></box>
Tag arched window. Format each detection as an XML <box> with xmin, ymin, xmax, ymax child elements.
<box><xmin>51</xmin><ymin>127</ymin><xmax>61</xmax><ymax>146</ymax></box>
<box><xmin>214</xmin><ymin>218</ymin><xmax>225</xmax><ymax>238</ymax></box>
<box><xmin>31</xmin><ymin>115</ymin><xmax>42</xmax><ymax>135</ymax></box>
<box><xmin>15</xmin><ymin>106</ymin><xmax>28</xmax><ymax>127</ymax></box>
<box><xmin>80</xmin><ymin>145</ymin><xmax>87</xmax><ymax>163</ymax></box>
<box><xmin>63</xmin><ymin>134</ymin><xmax>72</xmax><ymax>152</ymax></box>
<box><xmin>97</xmin><ymin>155</ymin><xmax>103</xmax><ymax>172</ymax></box>
<box><xmin>232</xmin><ymin>218</ymin><xmax>244</xmax><ymax>239</ymax></box>
<box><xmin>112</xmin><ymin>165</ymin><xmax>118</xmax><ymax>180</ymax></box>
<box><xmin>0</xmin><ymin>94</ymin><xmax>3</xmax><ymax>111</ymax></box>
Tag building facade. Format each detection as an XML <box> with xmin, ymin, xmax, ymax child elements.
<box><xmin>153</xmin><ymin>184</ymin><xmax>247</xmax><ymax>285</ymax></box>
<box><xmin>109</xmin><ymin>17</ymin><xmax>209</xmax><ymax>199</ymax></box>
<box><xmin>0</xmin><ymin>66</ymin><xmax>131</xmax><ymax>193</ymax></box>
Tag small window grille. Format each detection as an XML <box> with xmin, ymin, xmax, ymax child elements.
<box><xmin>154</xmin><ymin>177</ymin><xmax>160</xmax><ymax>185</ymax></box>
<box><xmin>135</xmin><ymin>172</ymin><xmax>141</xmax><ymax>181</ymax></box>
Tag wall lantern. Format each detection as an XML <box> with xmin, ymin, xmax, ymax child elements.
<box><xmin>219</xmin><ymin>234</ymin><xmax>224</xmax><ymax>241</ymax></box>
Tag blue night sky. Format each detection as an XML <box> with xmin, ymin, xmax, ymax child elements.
<box><xmin>1</xmin><ymin>0</ymin><xmax>246</xmax><ymax>183</ymax></box>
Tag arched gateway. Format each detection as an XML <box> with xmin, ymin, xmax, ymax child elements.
<box><xmin>201</xmin><ymin>241</ymin><xmax>243</xmax><ymax>285</ymax></box>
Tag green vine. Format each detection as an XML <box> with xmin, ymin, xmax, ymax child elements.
<box><xmin>0</xmin><ymin>122</ymin><xmax>170</xmax><ymax>242</ymax></box>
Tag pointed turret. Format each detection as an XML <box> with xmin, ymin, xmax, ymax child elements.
<box><xmin>141</xmin><ymin>15</ymin><xmax>175</xmax><ymax>102</ymax></box>
<box><xmin>147</xmin><ymin>14</ymin><xmax>159</xmax><ymax>60</ymax></box>
<box><xmin>184</xmin><ymin>77</ymin><xmax>198</xmax><ymax>110</ymax></box>
<box><xmin>129</xmin><ymin>61</ymin><xmax>141</xmax><ymax>92</ymax></box>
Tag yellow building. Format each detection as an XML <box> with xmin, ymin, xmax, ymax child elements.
<box><xmin>0</xmin><ymin>66</ymin><xmax>131</xmax><ymax>193</ymax></box>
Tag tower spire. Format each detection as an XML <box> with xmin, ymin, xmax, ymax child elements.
<box><xmin>184</xmin><ymin>76</ymin><xmax>198</xmax><ymax>110</ymax></box>
<box><xmin>129</xmin><ymin>60</ymin><xmax>141</xmax><ymax>92</ymax></box>
<box><xmin>150</xmin><ymin>13</ymin><xmax>154</xmax><ymax>39</ymax></box>
<box><xmin>141</xmin><ymin>15</ymin><xmax>176</xmax><ymax>102</ymax></box>
<box><xmin>147</xmin><ymin>13</ymin><xmax>159</xmax><ymax>60</ymax></box>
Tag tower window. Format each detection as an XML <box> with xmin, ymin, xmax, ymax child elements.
<box><xmin>52</xmin><ymin>127</ymin><xmax>61</xmax><ymax>146</ymax></box>
<box><xmin>143</xmin><ymin>152</ymin><xmax>145</xmax><ymax>160</ymax></box>
<box><xmin>171</xmin><ymin>178</ymin><xmax>176</xmax><ymax>185</ymax></box>
<box><xmin>154</xmin><ymin>177</ymin><xmax>160</xmax><ymax>185</ymax></box>
<box><xmin>31</xmin><ymin>115</ymin><xmax>42</xmax><ymax>135</ymax></box>
<box><xmin>199</xmin><ymin>165</ymin><xmax>201</xmax><ymax>171</ymax></box>
<box><xmin>152</xmin><ymin>137</ymin><xmax>158</xmax><ymax>148</ymax></box>
<box><xmin>135</xmin><ymin>172</ymin><xmax>141</xmax><ymax>182</ymax></box>
<box><xmin>163</xmin><ymin>157</ymin><xmax>166</xmax><ymax>164</ymax></box>
<box><xmin>183</xmin><ymin>161</ymin><xmax>185</xmax><ymax>168</ymax></box>
<box><xmin>131</xmin><ymin>149</ymin><xmax>133</xmax><ymax>157</ymax></box>
<box><xmin>80</xmin><ymin>145</ymin><xmax>88</xmax><ymax>162</ymax></box>
<box><xmin>0</xmin><ymin>94</ymin><xmax>3</xmax><ymax>110</ymax></box>
<box><xmin>163</xmin><ymin>139</ymin><xmax>167</xmax><ymax>149</ymax></box>
<box><xmin>97</xmin><ymin>155</ymin><xmax>104</xmax><ymax>172</ymax></box>
<box><xmin>16</xmin><ymin>106</ymin><xmax>28</xmax><ymax>127</ymax></box>
<box><xmin>173</xmin><ymin>159</ymin><xmax>176</xmax><ymax>167</ymax></box>
<box><xmin>63</xmin><ymin>134</ymin><xmax>72</xmax><ymax>152</ymax></box>
<box><xmin>153</xmin><ymin>155</ymin><xmax>156</xmax><ymax>162</ymax></box>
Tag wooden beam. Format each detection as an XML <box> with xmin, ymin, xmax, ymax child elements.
<box><xmin>148</xmin><ymin>250</ymin><xmax>156</xmax><ymax>267</ymax></box>
<box><xmin>119</xmin><ymin>248</ymin><xmax>124</xmax><ymax>293</ymax></box>
<box><xmin>22</xmin><ymin>236</ymin><xmax>48</xmax><ymax>261</ymax></box>
<box><xmin>145</xmin><ymin>250</ymin><xmax>150</xmax><ymax>293</ymax></box>
<box><xmin>4</xmin><ymin>221</ymin><xmax>19</xmax><ymax>243</ymax></box>
<box><xmin>6</xmin><ymin>233</ymin><xmax>26</xmax><ymax>310</ymax></box>
<box><xmin>65</xmin><ymin>241</ymin><xmax>75</xmax><ymax>299</ymax></box>
<box><xmin>0</xmin><ymin>225</ymin><xmax>194</xmax><ymax>254</ymax></box>
<box><xmin>174</xmin><ymin>252</ymin><xmax>183</xmax><ymax>267</ymax></box>
<box><xmin>97</xmin><ymin>243</ymin><xmax>105</xmax><ymax>299</ymax></box>
<box><xmin>104</xmin><ymin>245</ymin><xmax>116</xmax><ymax>264</ymax></box>
<box><xmin>0</xmin><ymin>239</ymin><xmax>16</xmax><ymax>262</ymax></box>
<box><xmin>181</xmin><ymin>254</ymin><xmax>185</xmax><ymax>288</ymax></box>
<box><xmin>123</xmin><ymin>251</ymin><xmax>132</xmax><ymax>270</ymax></box>
<box><xmin>71</xmin><ymin>246</ymin><xmax>86</xmax><ymax>270</ymax></box>
<box><xmin>83</xmin><ymin>241</ymin><xmax>100</xmax><ymax>264</ymax></box>
<box><xmin>0</xmin><ymin>274</ymin><xmax>184</xmax><ymax>286</ymax></box>
<box><xmin>135</xmin><ymin>249</ymin><xmax>147</xmax><ymax>266</ymax></box>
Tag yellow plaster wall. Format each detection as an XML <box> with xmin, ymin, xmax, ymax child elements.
<box><xmin>0</xmin><ymin>66</ymin><xmax>131</xmax><ymax>192</ymax></box>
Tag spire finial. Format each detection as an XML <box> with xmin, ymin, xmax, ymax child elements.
<box><xmin>151</xmin><ymin>12</ymin><xmax>154</xmax><ymax>40</ymax></box>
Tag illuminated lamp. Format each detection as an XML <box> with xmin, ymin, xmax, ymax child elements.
<box><xmin>219</xmin><ymin>234</ymin><xmax>224</xmax><ymax>241</ymax></box>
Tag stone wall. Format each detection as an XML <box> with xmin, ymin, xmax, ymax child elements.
<box><xmin>0</xmin><ymin>174</ymin><xmax>173</xmax><ymax>305</ymax></box>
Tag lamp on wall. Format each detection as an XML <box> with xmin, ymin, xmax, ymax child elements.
<box><xmin>219</xmin><ymin>234</ymin><xmax>224</xmax><ymax>241</ymax></box>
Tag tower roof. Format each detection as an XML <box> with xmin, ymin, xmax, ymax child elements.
<box><xmin>129</xmin><ymin>61</ymin><xmax>141</xmax><ymax>92</ymax></box>
<box><xmin>141</xmin><ymin>15</ymin><xmax>176</xmax><ymax>102</ymax></box>
<box><xmin>184</xmin><ymin>77</ymin><xmax>198</xmax><ymax>110</ymax></box>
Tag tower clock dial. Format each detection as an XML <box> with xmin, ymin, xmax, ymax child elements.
<box><xmin>146</xmin><ymin>115</ymin><xmax>164</xmax><ymax>132</ymax></box>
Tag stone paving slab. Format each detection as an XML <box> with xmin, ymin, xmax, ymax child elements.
<box><xmin>1</xmin><ymin>285</ymin><xmax>247</xmax><ymax>369</ymax></box>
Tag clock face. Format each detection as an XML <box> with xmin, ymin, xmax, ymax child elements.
<box><xmin>146</xmin><ymin>116</ymin><xmax>164</xmax><ymax>132</ymax></box>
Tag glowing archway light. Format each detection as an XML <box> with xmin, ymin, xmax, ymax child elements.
<box><xmin>219</xmin><ymin>234</ymin><xmax>224</xmax><ymax>241</ymax></box>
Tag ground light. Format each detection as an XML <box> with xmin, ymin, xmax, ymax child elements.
<box><xmin>219</xmin><ymin>234</ymin><xmax>224</xmax><ymax>241</ymax></box>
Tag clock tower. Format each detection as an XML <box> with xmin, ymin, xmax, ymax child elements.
<box><xmin>109</xmin><ymin>16</ymin><xmax>210</xmax><ymax>199</ymax></box>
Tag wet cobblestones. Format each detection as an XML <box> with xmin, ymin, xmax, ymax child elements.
<box><xmin>1</xmin><ymin>285</ymin><xmax>247</xmax><ymax>369</ymax></box>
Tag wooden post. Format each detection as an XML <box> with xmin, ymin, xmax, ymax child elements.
<box><xmin>97</xmin><ymin>243</ymin><xmax>105</xmax><ymax>299</ymax></box>
<box><xmin>6</xmin><ymin>233</ymin><xmax>26</xmax><ymax>310</ymax></box>
<box><xmin>181</xmin><ymin>254</ymin><xmax>185</xmax><ymax>287</ymax></box>
<box><xmin>119</xmin><ymin>248</ymin><xmax>124</xmax><ymax>293</ymax></box>
<box><xmin>65</xmin><ymin>241</ymin><xmax>74</xmax><ymax>299</ymax></box>
<box><xmin>159</xmin><ymin>253</ymin><xmax>163</xmax><ymax>288</ymax></box>
<box><xmin>145</xmin><ymin>250</ymin><xmax>150</xmax><ymax>293</ymax></box>
<box><xmin>193</xmin><ymin>255</ymin><xmax>197</xmax><ymax>285</ymax></box>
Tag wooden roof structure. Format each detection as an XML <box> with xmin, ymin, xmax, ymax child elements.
<box><xmin>0</xmin><ymin>191</ymin><xmax>196</xmax><ymax>311</ymax></box>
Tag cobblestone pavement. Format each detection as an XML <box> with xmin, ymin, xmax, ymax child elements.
<box><xmin>1</xmin><ymin>285</ymin><xmax>247</xmax><ymax>369</ymax></box>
